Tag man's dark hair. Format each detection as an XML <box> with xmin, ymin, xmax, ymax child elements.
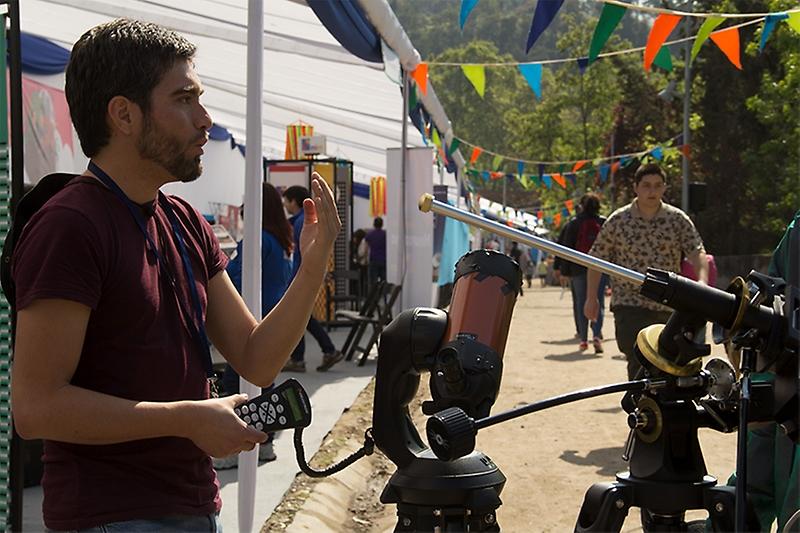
<box><xmin>65</xmin><ymin>19</ymin><xmax>197</xmax><ymax>157</ymax></box>
<box><xmin>373</xmin><ymin>217</ymin><xmax>383</xmax><ymax>229</ymax></box>
<box><xmin>634</xmin><ymin>163</ymin><xmax>667</xmax><ymax>185</ymax></box>
<box><xmin>282</xmin><ymin>185</ymin><xmax>311</xmax><ymax>206</ymax></box>
<box><xmin>580</xmin><ymin>192</ymin><xmax>601</xmax><ymax>217</ymax></box>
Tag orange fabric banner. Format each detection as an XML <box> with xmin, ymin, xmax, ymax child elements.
<box><xmin>285</xmin><ymin>122</ymin><xmax>313</xmax><ymax>159</ymax></box>
<box><xmin>710</xmin><ymin>27</ymin><xmax>742</xmax><ymax>69</ymax></box>
<box><xmin>680</xmin><ymin>144</ymin><xmax>692</xmax><ymax>159</ymax></box>
<box><xmin>469</xmin><ymin>147</ymin><xmax>483</xmax><ymax>164</ymax></box>
<box><xmin>644</xmin><ymin>14</ymin><xmax>682</xmax><ymax>71</ymax></box>
<box><xmin>564</xmin><ymin>199</ymin><xmax>574</xmax><ymax>213</ymax></box>
<box><xmin>572</xmin><ymin>160</ymin><xmax>588</xmax><ymax>172</ymax></box>
<box><xmin>611</xmin><ymin>161</ymin><xmax>621</xmax><ymax>174</ymax></box>
<box><xmin>554</xmin><ymin>213</ymin><xmax>562</xmax><ymax>227</ymax></box>
<box><xmin>411</xmin><ymin>63</ymin><xmax>428</xmax><ymax>95</ymax></box>
<box><xmin>552</xmin><ymin>172</ymin><xmax>566</xmax><ymax>189</ymax></box>
<box><xmin>370</xmin><ymin>176</ymin><xmax>387</xmax><ymax>217</ymax></box>
<box><xmin>537</xmin><ymin>210</ymin><xmax>544</xmax><ymax>220</ymax></box>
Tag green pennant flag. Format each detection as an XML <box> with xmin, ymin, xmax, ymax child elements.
<box><xmin>588</xmin><ymin>3</ymin><xmax>627</xmax><ymax>63</ymax></box>
<box><xmin>461</xmin><ymin>64</ymin><xmax>486</xmax><ymax>98</ymax></box>
<box><xmin>788</xmin><ymin>12</ymin><xmax>800</xmax><ymax>34</ymax></box>
<box><xmin>653</xmin><ymin>45</ymin><xmax>673</xmax><ymax>71</ymax></box>
<box><xmin>492</xmin><ymin>154</ymin><xmax>503</xmax><ymax>171</ymax></box>
<box><xmin>691</xmin><ymin>16</ymin><xmax>725</xmax><ymax>62</ymax></box>
<box><xmin>447</xmin><ymin>138</ymin><xmax>461</xmax><ymax>156</ymax></box>
<box><xmin>432</xmin><ymin>128</ymin><xmax>441</xmax><ymax>148</ymax></box>
<box><xmin>408</xmin><ymin>85</ymin><xmax>418</xmax><ymax>112</ymax></box>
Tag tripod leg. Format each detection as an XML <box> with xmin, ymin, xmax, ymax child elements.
<box><xmin>575</xmin><ymin>482</ymin><xmax>631</xmax><ymax>533</ymax></box>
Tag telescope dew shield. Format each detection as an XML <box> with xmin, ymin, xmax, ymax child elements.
<box><xmin>430</xmin><ymin>250</ymin><xmax>521</xmax><ymax>419</ymax></box>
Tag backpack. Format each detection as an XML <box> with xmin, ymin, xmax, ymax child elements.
<box><xmin>574</xmin><ymin>217</ymin><xmax>602</xmax><ymax>254</ymax></box>
<box><xmin>0</xmin><ymin>173</ymin><xmax>79</xmax><ymax>333</ymax></box>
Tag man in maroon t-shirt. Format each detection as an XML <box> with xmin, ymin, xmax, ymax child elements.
<box><xmin>10</xmin><ymin>20</ymin><xmax>340</xmax><ymax>532</ymax></box>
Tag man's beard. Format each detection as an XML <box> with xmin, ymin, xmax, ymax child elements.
<box><xmin>137</xmin><ymin>114</ymin><xmax>203</xmax><ymax>183</ymax></box>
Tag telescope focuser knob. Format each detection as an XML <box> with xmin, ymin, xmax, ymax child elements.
<box><xmin>426</xmin><ymin>407</ymin><xmax>476</xmax><ymax>462</ymax></box>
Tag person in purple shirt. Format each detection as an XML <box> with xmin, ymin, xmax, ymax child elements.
<box><xmin>364</xmin><ymin>217</ymin><xmax>387</xmax><ymax>286</ymax></box>
<box><xmin>9</xmin><ymin>19</ymin><xmax>340</xmax><ymax>532</ymax></box>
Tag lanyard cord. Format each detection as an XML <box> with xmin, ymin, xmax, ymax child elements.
<box><xmin>87</xmin><ymin>161</ymin><xmax>214</xmax><ymax>377</ymax></box>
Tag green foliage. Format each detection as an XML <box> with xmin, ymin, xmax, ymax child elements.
<box><xmin>393</xmin><ymin>0</ymin><xmax>799</xmax><ymax>252</ymax></box>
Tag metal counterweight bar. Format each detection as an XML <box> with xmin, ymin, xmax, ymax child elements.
<box><xmin>419</xmin><ymin>194</ymin><xmax>646</xmax><ymax>286</ymax></box>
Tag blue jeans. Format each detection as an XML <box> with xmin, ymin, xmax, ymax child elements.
<box><xmin>61</xmin><ymin>512</ymin><xmax>222</xmax><ymax>532</ymax></box>
<box><xmin>570</xmin><ymin>273</ymin><xmax>607</xmax><ymax>342</ymax></box>
<box><xmin>290</xmin><ymin>316</ymin><xmax>336</xmax><ymax>362</ymax></box>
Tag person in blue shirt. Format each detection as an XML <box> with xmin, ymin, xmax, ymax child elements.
<box><xmin>282</xmin><ymin>185</ymin><xmax>343</xmax><ymax>372</ymax></box>
<box><xmin>219</xmin><ymin>182</ymin><xmax>293</xmax><ymax>466</ymax></box>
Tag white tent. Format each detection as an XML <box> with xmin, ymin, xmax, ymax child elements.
<box><xmin>19</xmin><ymin>0</ymin><xmax>437</xmax><ymax>223</ymax></box>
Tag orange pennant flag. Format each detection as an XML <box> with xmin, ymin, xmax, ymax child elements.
<box><xmin>490</xmin><ymin>171</ymin><xmax>504</xmax><ymax>180</ymax></box>
<box><xmin>611</xmin><ymin>161</ymin><xmax>621</xmax><ymax>174</ymax></box>
<box><xmin>710</xmin><ymin>27</ymin><xmax>742</xmax><ymax>69</ymax></box>
<box><xmin>537</xmin><ymin>210</ymin><xmax>544</xmax><ymax>220</ymax></box>
<box><xmin>411</xmin><ymin>63</ymin><xmax>429</xmax><ymax>95</ymax></box>
<box><xmin>572</xmin><ymin>160</ymin><xmax>588</xmax><ymax>172</ymax></box>
<box><xmin>552</xmin><ymin>172</ymin><xmax>566</xmax><ymax>189</ymax></box>
<box><xmin>564</xmin><ymin>199</ymin><xmax>574</xmax><ymax>213</ymax></box>
<box><xmin>645</xmin><ymin>14</ymin><xmax>682</xmax><ymax>71</ymax></box>
<box><xmin>469</xmin><ymin>147</ymin><xmax>483</xmax><ymax>164</ymax></box>
<box><xmin>554</xmin><ymin>213</ymin><xmax>562</xmax><ymax>228</ymax></box>
<box><xmin>680</xmin><ymin>144</ymin><xmax>691</xmax><ymax>159</ymax></box>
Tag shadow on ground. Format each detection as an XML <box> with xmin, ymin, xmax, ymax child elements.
<box><xmin>559</xmin><ymin>446</ymin><xmax>627</xmax><ymax>477</ymax></box>
<box><xmin>545</xmin><ymin>352</ymin><xmax>603</xmax><ymax>362</ymax></box>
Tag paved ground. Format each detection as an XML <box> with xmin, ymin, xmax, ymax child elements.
<box><xmin>21</xmin><ymin>326</ymin><xmax>375</xmax><ymax>532</ymax></box>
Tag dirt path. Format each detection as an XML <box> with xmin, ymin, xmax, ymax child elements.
<box><xmin>268</xmin><ymin>284</ymin><xmax>738</xmax><ymax>532</ymax></box>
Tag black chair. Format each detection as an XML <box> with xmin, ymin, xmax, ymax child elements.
<box><xmin>325</xmin><ymin>269</ymin><xmax>363</xmax><ymax>330</ymax></box>
<box><xmin>336</xmin><ymin>280</ymin><xmax>385</xmax><ymax>358</ymax></box>
<box><xmin>340</xmin><ymin>282</ymin><xmax>402</xmax><ymax>367</ymax></box>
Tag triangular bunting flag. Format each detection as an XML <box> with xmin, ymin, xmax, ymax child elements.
<box><xmin>577</xmin><ymin>57</ymin><xmax>590</xmax><ymax>74</ymax></box>
<box><xmin>566</xmin><ymin>172</ymin><xmax>577</xmax><ymax>186</ymax></box>
<box><xmin>588</xmin><ymin>3</ymin><xmax>627</xmax><ymax>63</ymax></box>
<box><xmin>408</xmin><ymin>85</ymin><xmax>418</xmax><ymax>111</ymax></box>
<box><xmin>788</xmin><ymin>13</ymin><xmax>800</xmax><ymax>34</ymax></box>
<box><xmin>760</xmin><ymin>13</ymin><xmax>789</xmax><ymax>51</ymax></box>
<box><xmin>492</xmin><ymin>154</ymin><xmax>503</xmax><ymax>171</ymax></box>
<box><xmin>653</xmin><ymin>45</ymin><xmax>673</xmax><ymax>71</ymax></box>
<box><xmin>461</xmin><ymin>65</ymin><xmax>486</xmax><ymax>98</ymax></box>
<box><xmin>543</xmin><ymin>174</ymin><xmax>553</xmax><ymax>189</ymax></box>
<box><xmin>562</xmin><ymin>208</ymin><xmax>570</xmax><ymax>218</ymax></box>
<box><xmin>573</xmin><ymin>160</ymin><xmax>588</xmax><ymax>172</ymax></box>
<box><xmin>553</xmin><ymin>212</ymin><xmax>562</xmax><ymax>227</ymax></box>
<box><xmin>431</xmin><ymin>128</ymin><xmax>441</xmax><ymax>148</ymax></box>
<box><xmin>517</xmin><ymin>160</ymin><xmax>525</xmax><ymax>176</ymax></box>
<box><xmin>620</xmin><ymin>155</ymin><xmax>632</xmax><ymax>167</ymax></box>
<box><xmin>564</xmin><ymin>199</ymin><xmax>574</xmax><ymax>213</ymax></box>
<box><xmin>411</xmin><ymin>63</ymin><xmax>428</xmax><ymax>95</ymax></box>
<box><xmin>537</xmin><ymin>210</ymin><xmax>544</xmax><ymax>220</ymax></box>
<box><xmin>469</xmin><ymin>147</ymin><xmax>483</xmax><ymax>164</ymax></box>
<box><xmin>447</xmin><ymin>138</ymin><xmax>461</xmax><ymax>156</ymax></box>
<box><xmin>680</xmin><ymin>144</ymin><xmax>691</xmax><ymax>159</ymax></box>
<box><xmin>710</xmin><ymin>27</ymin><xmax>742</xmax><ymax>69</ymax></box>
<box><xmin>460</xmin><ymin>0</ymin><xmax>480</xmax><ymax>30</ymax></box>
<box><xmin>645</xmin><ymin>14</ymin><xmax>682</xmax><ymax>71</ymax></box>
<box><xmin>650</xmin><ymin>146</ymin><xmax>664</xmax><ymax>161</ymax></box>
<box><xmin>526</xmin><ymin>0</ymin><xmax>565</xmax><ymax>53</ymax></box>
<box><xmin>611</xmin><ymin>161</ymin><xmax>621</xmax><ymax>174</ymax></box>
<box><xmin>481</xmin><ymin>171</ymin><xmax>490</xmax><ymax>181</ymax></box>
<box><xmin>691</xmin><ymin>16</ymin><xmax>724</xmax><ymax>62</ymax></box>
<box><xmin>538</xmin><ymin>163</ymin><xmax>545</xmax><ymax>179</ymax></box>
<box><xmin>599</xmin><ymin>164</ymin><xmax>610</xmax><ymax>182</ymax></box>
<box><xmin>552</xmin><ymin>173</ymin><xmax>566</xmax><ymax>189</ymax></box>
<box><xmin>518</xmin><ymin>63</ymin><xmax>543</xmax><ymax>99</ymax></box>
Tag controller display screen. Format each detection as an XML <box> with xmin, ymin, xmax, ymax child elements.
<box><xmin>283</xmin><ymin>390</ymin><xmax>302</xmax><ymax>420</ymax></box>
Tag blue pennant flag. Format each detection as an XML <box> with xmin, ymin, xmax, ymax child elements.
<box><xmin>576</xmin><ymin>57</ymin><xmax>590</xmax><ymax>75</ymax></box>
<box><xmin>543</xmin><ymin>174</ymin><xmax>553</xmax><ymax>189</ymax></box>
<box><xmin>760</xmin><ymin>13</ymin><xmax>789</xmax><ymax>51</ymax></box>
<box><xmin>538</xmin><ymin>163</ymin><xmax>545</xmax><ymax>178</ymax></box>
<box><xmin>599</xmin><ymin>164</ymin><xmax>610</xmax><ymax>182</ymax></box>
<box><xmin>481</xmin><ymin>171</ymin><xmax>490</xmax><ymax>181</ymax></box>
<box><xmin>649</xmin><ymin>146</ymin><xmax>664</xmax><ymax>161</ymax></box>
<box><xmin>619</xmin><ymin>155</ymin><xmax>632</xmax><ymax>167</ymax></box>
<box><xmin>517</xmin><ymin>160</ymin><xmax>525</xmax><ymax>176</ymax></box>
<box><xmin>526</xmin><ymin>0</ymin><xmax>565</xmax><ymax>54</ymax></box>
<box><xmin>460</xmin><ymin>0</ymin><xmax>480</xmax><ymax>29</ymax></box>
<box><xmin>561</xmin><ymin>207</ymin><xmax>570</xmax><ymax>217</ymax></box>
<box><xmin>518</xmin><ymin>63</ymin><xmax>543</xmax><ymax>99</ymax></box>
<box><xmin>566</xmin><ymin>172</ymin><xmax>577</xmax><ymax>186</ymax></box>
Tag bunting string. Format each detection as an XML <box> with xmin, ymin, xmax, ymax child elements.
<box><xmin>427</xmin><ymin>15</ymin><xmax>771</xmax><ymax>67</ymax></box>
<box><xmin>595</xmin><ymin>0</ymin><xmax>793</xmax><ymax>18</ymax></box>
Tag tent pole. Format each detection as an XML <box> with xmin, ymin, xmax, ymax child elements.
<box><xmin>400</xmin><ymin>68</ymin><xmax>408</xmax><ymax>279</ymax></box>
<box><xmin>239</xmin><ymin>1</ymin><xmax>264</xmax><ymax>532</ymax></box>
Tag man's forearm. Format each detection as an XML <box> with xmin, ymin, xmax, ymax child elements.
<box><xmin>13</xmin><ymin>383</ymin><xmax>194</xmax><ymax>444</ymax></box>
<box><xmin>586</xmin><ymin>268</ymin><xmax>601</xmax><ymax>301</ymax></box>
<box><xmin>689</xmin><ymin>251</ymin><xmax>709</xmax><ymax>284</ymax></box>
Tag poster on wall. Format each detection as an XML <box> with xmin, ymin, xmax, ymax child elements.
<box><xmin>21</xmin><ymin>76</ymin><xmax>84</xmax><ymax>183</ymax></box>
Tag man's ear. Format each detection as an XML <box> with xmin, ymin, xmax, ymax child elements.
<box><xmin>106</xmin><ymin>96</ymin><xmax>141</xmax><ymax>137</ymax></box>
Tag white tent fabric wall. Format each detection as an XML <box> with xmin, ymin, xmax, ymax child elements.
<box><xmin>19</xmin><ymin>0</ymin><xmax>450</xmax><ymax>224</ymax></box>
